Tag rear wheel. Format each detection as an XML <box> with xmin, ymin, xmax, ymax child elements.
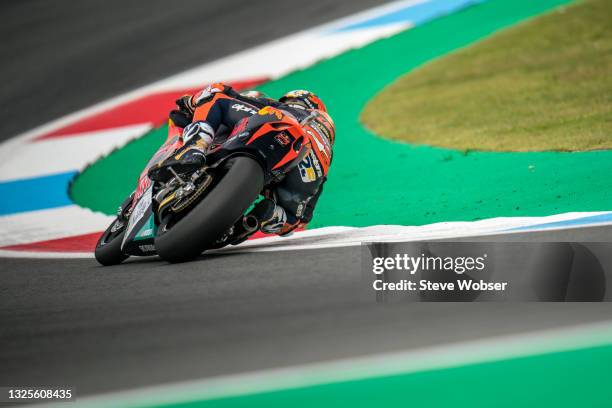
<box><xmin>155</xmin><ymin>156</ymin><xmax>264</xmax><ymax>263</ymax></box>
<box><xmin>95</xmin><ymin>217</ymin><xmax>129</xmax><ymax>266</ymax></box>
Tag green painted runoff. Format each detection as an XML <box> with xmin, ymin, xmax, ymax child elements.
<box><xmin>71</xmin><ymin>0</ymin><xmax>611</xmax><ymax>228</ymax></box>
<box><xmin>154</xmin><ymin>344</ymin><xmax>612</xmax><ymax>408</ymax></box>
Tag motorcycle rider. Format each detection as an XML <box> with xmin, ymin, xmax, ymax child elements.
<box><xmin>158</xmin><ymin>83</ymin><xmax>335</xmax><ymax>236</ymax></box>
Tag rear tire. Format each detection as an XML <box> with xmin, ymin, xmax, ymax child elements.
<box><xmin>155</xmin><ymin>156</ymin><xmax>264</xmax><ymax>263</ymax></box>
<box><xmin>95</xmin><ymin>218</ymin><xmax>129</xmax><ymax>266</ymax></box>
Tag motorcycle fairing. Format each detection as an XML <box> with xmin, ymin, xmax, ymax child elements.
<box><xmin>121</xmin><ymin>186</ymin><xmax>157</xmax><ymax>256</ymax></box>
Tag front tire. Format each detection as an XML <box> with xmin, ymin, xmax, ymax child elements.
<box><xmin>95</xmin><ymin>218</ymin><xmax>129</xmax><ymax>266</ymax></box>
<box><xmin>155</xmin><ymin>156</ymin><xmax>264</xmax><ymax>263</ymax></box>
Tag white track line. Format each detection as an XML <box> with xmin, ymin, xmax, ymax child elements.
<box><xmin>2</xmin><ymin>211</ymin><xmax>611</xmax><ymax>259</ymax></box>
<box><xmin>0</xmin><ymin>124</ymin><xmax>151</xmax><ymax>182</ymax></box>
<box><xmin>220</xmin><ymin>211</ymin><xmax>612</xmax><ymax>253</ymax></box>
<box><xmin>0</xmin><ymin>206</ymin><xmax>113</xmax><ymax>247</ymax></box>
<box><xmin>38</xmin><ymin>319</ymin><xmax>612</xmax><ymax>408</ymax></box>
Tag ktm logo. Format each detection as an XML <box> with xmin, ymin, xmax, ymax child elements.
<box><xmin>258</xmin><ymin>106</ymin><xmax>283</xmax><ymax>119</ymax></box>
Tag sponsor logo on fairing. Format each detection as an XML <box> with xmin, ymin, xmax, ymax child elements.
<box><xmin>138</xmin><ymin>244</ymin><xmax>156</xmax><ymax>253</ymax></box>
<box><xmin>258</xmin><ymin>106</ymin><xmax>283</xmax><ymax>120</ymax></box>
<box><xmin>122</xmin><ymin>186</ymin><xmax>153</xmax><ymax>248</ymax></box>
<box><xmin>274</xmin><ymin>132</ymin><xmax>291</xmax><ymax>146</ymax></box>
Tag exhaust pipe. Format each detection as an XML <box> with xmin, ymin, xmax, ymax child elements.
<box><xmin>242</xmin><ymin>215</ymin><xmax>260</xmax><ymax>233</ymax></box>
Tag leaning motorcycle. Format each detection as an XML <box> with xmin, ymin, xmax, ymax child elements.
<box><xmin>94</xmin><ymin>106</ymin><xmax>313</xmax><ymax>265</ymax></box>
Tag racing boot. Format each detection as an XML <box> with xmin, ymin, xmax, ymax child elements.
<box><xmin>251</xmin><ymin>198</ymin><xmax>287</xmax><ymax>234</ymax></box>
<box><xmin>148</xmin><ymin>122</ymin><xmax>213</xmax><ymax>182</ymax></box>
<box><xmin>148</xmin><ymin>139</ymin><xmax>208</xmax><ymax>182</ymax></box>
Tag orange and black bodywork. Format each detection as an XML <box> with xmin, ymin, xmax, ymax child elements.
<box><xmin>185</xmin><ymin>83</ymin><xmax>334</xmax><ymax>232</ymax></box>
<box><xmin>97</xmin><ymin>84</ymin><xmax>335</xmax><ymax>262</ymax></box>
<box><xmin>207</xmin><ymin>106</ymin><xmax>311</xmax><ymax>185</ymax></box>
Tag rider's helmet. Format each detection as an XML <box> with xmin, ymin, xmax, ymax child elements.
<box><xmin>240</xmin><ymin>90</ymin><xmax>265</xmax><ymax>98</ymax></box>
<box><xmin>307</xmin><ymin>110</ymin><xmax>336</xmax><ymax>146</ymax></box>
<box><xmin>280</xmin><ymin>89</ymin><xmax>334</xmax><ymax>146</ymax></box>
<box><xmin>279</xmin><ymin>90</ymin><xmax>327</xmax><ymax>113</ymax></box>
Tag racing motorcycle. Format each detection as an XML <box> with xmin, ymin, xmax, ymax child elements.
<box><xmin>94</xmin><ymin>106</ymin><xmax>314</xmax><ymax>265</ymax></box>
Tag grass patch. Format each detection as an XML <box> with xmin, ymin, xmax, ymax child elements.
<box><xmin>361</xmin><ymin>0</ymin><xmax>611</xmax><ymax>152</ymax></box>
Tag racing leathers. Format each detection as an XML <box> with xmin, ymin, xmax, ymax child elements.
<box><xmin>170</xmin><ymin>83</ymin><xmax>334</xmax><ymax>236</ymax></box>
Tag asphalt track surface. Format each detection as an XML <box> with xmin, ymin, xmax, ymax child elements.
<box><xmin>2</xmin><ymin>226</ymin><xmax>612</xmax><ymax>396</ymax></box>
<box><xmin>1</xmin><ymin>0</ymin><xmax>612</xmax><ymax>399</ymax></box>
<box><xmin>0</xmin><ymin>0</ymin><xmax>383</xmax><ymax>141</ymax></box>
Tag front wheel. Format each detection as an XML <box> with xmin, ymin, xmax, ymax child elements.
<box><xmin>155</xmin><ymin>156</ymin><xmax>264</xmax><ymax>263</ymax></box>
<box><xmin>95</xmin><ymin>217</ymin><xmax>129</xmax><ymax>266</ymax></box>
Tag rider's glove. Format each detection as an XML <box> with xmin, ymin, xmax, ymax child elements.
<box><xmin>182</xmin><ymin>121</ymin><xmax>214</xmax><ymax>147</ymax></box>
<box><xmin>169</xmin><ymin>95</ymin><xmax>197</xmax><ymax>128</ymax></box>
<box><xmin>176</xmin><ymin>94</ymin><xmax>196</xmax><ymax>113</ymax></box>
